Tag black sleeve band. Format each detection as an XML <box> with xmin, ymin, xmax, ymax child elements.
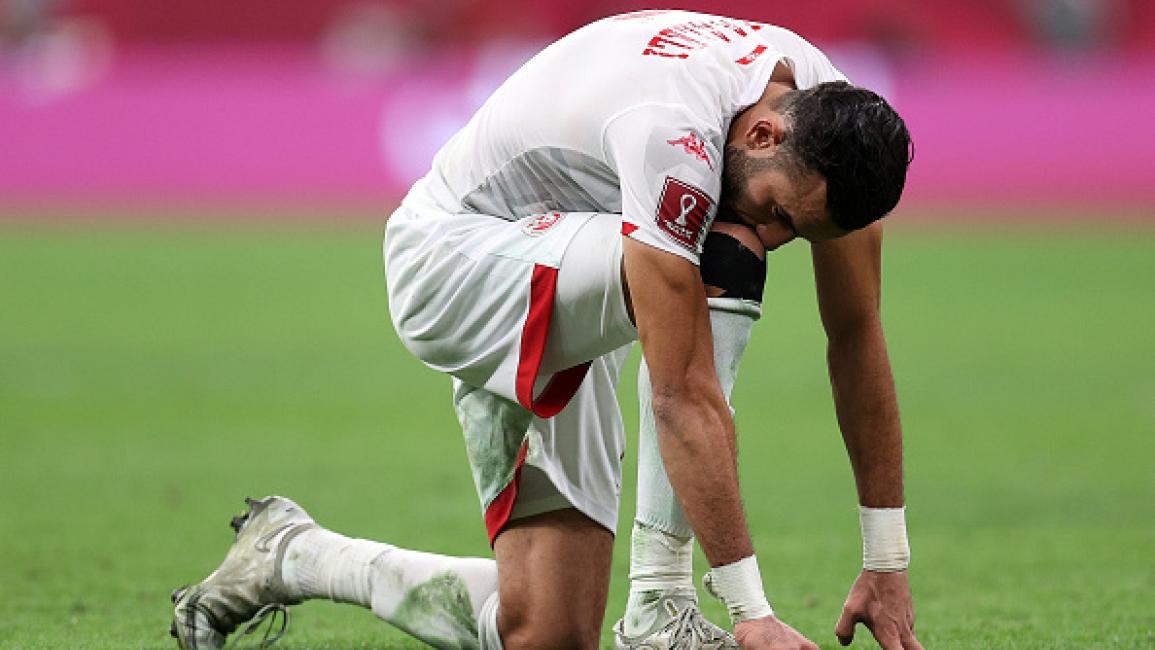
<box><xmin>699</xmin><ymin>231</ymin><xmax>767</xmax><ymax>303</ymax></box>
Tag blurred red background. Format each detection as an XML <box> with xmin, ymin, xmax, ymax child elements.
<box><xmin>3</xmin><ymin>1</ymin><xmax>1153</xmax><ymax>215</ymax></box>
<box><xmin>57</xmin><ymin>0</ymin><xmax>1155</xmax><ymax>51</ymax></box>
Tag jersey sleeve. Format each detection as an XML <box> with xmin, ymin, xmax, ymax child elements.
<box><xmin>602</xmin><ymin>105</ymin><xmax>722</xmax><ymax>266</ymax></box>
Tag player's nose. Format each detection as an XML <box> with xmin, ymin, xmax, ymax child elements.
<box><xmin>755</xmin><ymin>221</ymin><xmax>797</xmax><ymax>251</ymax></box>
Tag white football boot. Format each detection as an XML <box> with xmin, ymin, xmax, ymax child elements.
<box><xmin>613</xmin><ymin>594</ymin><xmax>739</xmax><ymax>650</ymax></box>
<box><xmin>170</xmin><ymin>496</ymin><xmax>317</xmax><ymax>649</ymax></box>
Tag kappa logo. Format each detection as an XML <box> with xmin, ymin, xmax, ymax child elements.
<box><xmin>656</xmin><ymin>177</ymin><xmax>713</xmax><ymax>251</ymax></box>
<box><xmin>666</xmin><ymin>132</ymin><xmax>713</xmax><ymax>169</ymax></box>
<box><xmin>522</xmin><ymin>212</ymin><xmax>563</xmax><ymax>236</ymax></box>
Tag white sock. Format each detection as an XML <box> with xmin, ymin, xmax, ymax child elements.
<box><xmin>282</xmin><ymin>527</ymin><xmax>499</xmax><ymax>649</ymax></box>
<box><xmin>705</xmin><ymin>296</ymin><xmax>760</xmax><ymax>399</ymax></box>
<box><xmin>627</xmin><ymin>298</ymin><xmax>758</xmax><ymax>627</ymax></box>
<box><xmin>634</xmin><ymin>352</ymin><xmax>694</xmax><ymax>537</ymax></box>
<box><xmin>623</xmin><ymin>521</ymin><xmax>695</xmax><ymax>635</ymax></box>
<box><xmin>477</xmin><ymin>591</ymin><xmax>504</xmax><ymax>650</ymax></box>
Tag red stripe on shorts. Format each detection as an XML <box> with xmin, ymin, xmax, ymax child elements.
<box><xmin>515</xmin><ymin>264</ymin><xmax>591</xmax><ymax>418</ymax></box>
<box><xmin>484</xmin><ymin>440</ymin><xmax>529</xmax><ymax>545</ymax></box>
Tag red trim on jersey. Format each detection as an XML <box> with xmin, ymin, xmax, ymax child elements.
<box><xmin>515</xmin><ymin>264</ymin><xmax>592</xmax><ymax>418</ymax></box>
<box><xmin>484</xmin><ymin>440</ymin><xmax>529</xmax><ymax>546</ymax></box>
<box><xmin>621</xmin><ymin>222</ymin><xmax>639</xmax><ymax>236</ymax></box>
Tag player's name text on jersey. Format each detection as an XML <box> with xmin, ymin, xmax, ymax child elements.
<box><xmin>735</xmin><ymin>44</ymin><xmax>769</xmax><ymax>66</ymax></box>
<box><xmin>641</xmin><ymin>18</ymin><xmax>765</xmax><ymax>59</ymax></box>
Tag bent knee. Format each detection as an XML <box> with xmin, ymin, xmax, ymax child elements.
<box><xmin>498</xmin><ymin>607</ymin><xmax>600</xmax><ymax>649</ymax></box>
<box><xmin>709</xmin><ymin>221</ymin><xmax>764</xmax><ymax>259</ymax></box>
<box><xmin>700</xmin><ymin>224</ymin><xmax>767</xmax><ymax>302</ymax></box>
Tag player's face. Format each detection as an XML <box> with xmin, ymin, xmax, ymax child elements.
<box><xmin>720</xmin><ymin>145</ymin><xmax>846</xmax><ymax>251</ymax></box>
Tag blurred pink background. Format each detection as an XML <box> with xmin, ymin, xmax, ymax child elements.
<box><xmin>2</xmin><ymin>0</ymin><xmax>1153</xmax><ymax>215</ymax></box>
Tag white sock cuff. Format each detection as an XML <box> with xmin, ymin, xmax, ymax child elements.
<box><xmin>707</xmin><ymin>296</ymin><xmax>762</xmax><ymax>320</ymax></box>
<box><xmin>477</xmin><ymin>591</ymin><xmax>503</xmax><ymax>650</ymax></box>
<box><xmin>628</xmin><ymin>520</ymin><xmax>694</xmax><ymax>589</ymax></box>
<box><xmin>633</xmin><ymin>512</ymin><xmax>695</xmax><ymax>542</ymax></box>
<box><xmin>283</xmin><ymin>528</ymin><xmax>392</xmax><ymax>603</ymax></box>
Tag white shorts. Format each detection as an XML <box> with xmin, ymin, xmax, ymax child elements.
<box><xmin>384</xmin><ymin>205</ymin><xmax>637</xmax><ymax>541</ymax></box>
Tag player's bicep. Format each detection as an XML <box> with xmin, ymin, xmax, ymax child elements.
<box><xmin>811</xmin><ymin>222</ymin><xmax>885</xmax><ymax>339</ymax></box>
<box><xmin>622</xmin><ymin>237</ymin><xmax>715</xmax><ymax>396</ymax></box>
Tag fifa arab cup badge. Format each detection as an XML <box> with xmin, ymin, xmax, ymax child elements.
<box><xmin>522</xmin><ymin>212</ymin><xmax>563</xmax><ymax>236</ymax></box>
<box><xmin>676</xmin><ymin>194</ymin><xmax>697</xmax><ymax>226</ymax></box>
<box><xmin>656</xmin><ymin>177</ymin><xmax>712</xmax><ymax>250</ymax></box>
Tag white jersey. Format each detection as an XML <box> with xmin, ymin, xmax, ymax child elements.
<box><xmin>403</xmin><ymin>9</ymin><xmax>848</xmax><ymax>265</ymax></box>
<box><xmin>388</xmin><ymin>13</ymin><xmax>848</xmax><ymax>535</ymax></box>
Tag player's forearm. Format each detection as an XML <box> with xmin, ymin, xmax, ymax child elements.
<box><xmin>651</xmin><ymin>388</ymin><xmax>754</xmax><ymax>566</ymax></box>
<box><xmin>827</xmin><ymin>324</ymin><xmax>905</xmax><ymax>507</ymax></box>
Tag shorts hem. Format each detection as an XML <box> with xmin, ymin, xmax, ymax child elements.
<box><xmin>508</xmin><ymin>494</ymin><xmax>575</xmax><ymax>522</ymax></box>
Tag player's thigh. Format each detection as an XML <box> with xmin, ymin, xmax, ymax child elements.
<box><xmin>388</xmin><ymin>207</ymin><xmax>633</xmax><ymax>411</ymax></box>
<box><xmin>475</xmin><ymin>344</ymin><xmax>630</xmax><ymax>544</ymax></box>
<box><xmin>453</xmin><ymin>379</ymin><xmax>535</xmax><ymax>526</ymax></box>
<box><xmin>493</xmin><ymin>508</ymin><xmax>614</xmax><ymax>649</ymax></box>
<box><xmin>516</xmin><ymin>344</ymin><xmax>631</xmax><ymax>530</ymax></box>
<box><xmin>540</xmin><ymin>212</ymin><xmax>635</xmax><ymax>375</ymax></box>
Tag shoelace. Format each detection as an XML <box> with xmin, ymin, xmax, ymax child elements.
<box><xmin>228</xmin><ymin>603</ymin><xmax>289</xmax><ymax>648</ymax></box>
<box><xmin>667</xmin><ymin>606</ymin><xmax>736</xmax><ymax>650</ymax></box>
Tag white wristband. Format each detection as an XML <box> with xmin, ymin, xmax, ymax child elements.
<box><xmin>703</xmin><ymin>556</ymin><xmax>775</xmax><ymax>623</ymax></box>
<box><xmin>859</xmin><ymin>505</ymin><xmax>910</xmax><ymax>572</ymax></box>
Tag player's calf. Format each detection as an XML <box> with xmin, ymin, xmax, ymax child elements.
<box><xmin>495</xmin><ymin>508</ymin><xmax>614</xmax><ymax>650</ymax></box>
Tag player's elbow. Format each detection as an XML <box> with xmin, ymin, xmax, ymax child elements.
<box><xmin>824</xmin><ymin>312</ymin><xmax>885</xmax><ymax>350</ymax></box>
<box><xmin>648</xmin><ymin>386</ymin><xmax>683</xmax><ymax>433</ymax></box>
<box><xmin>650</xmin><ymin>381</ymin><xmax>732</xmax><ymax>447</ymax></box>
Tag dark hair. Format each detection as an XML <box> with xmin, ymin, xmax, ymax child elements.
<box><xmin>778</xmin><ymin>82</ymin><xmax>913</xmax><ymax>231</ymax></box>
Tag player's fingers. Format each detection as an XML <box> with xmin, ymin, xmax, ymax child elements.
<box><xmin>834</xmin><ymin>607</ymin><xmax>859</xmax><ymax>646</ymax></box>
<box><xmin>901</xmin><ymin>629</ymin><xmax>925</xmax><ymax>650</ymax></box>
<box><xmin>869</xmin><ymin>622</ymin><xmax>906</xmax><ymax>650</ymax></box>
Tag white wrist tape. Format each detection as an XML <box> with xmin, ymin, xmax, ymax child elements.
<box><xmin>703</xmin><ymin>556</ymin><xmax>775</xmax><ymax>623</ymax></box>
<box><xmin>859</xmin><ymin>505</ymin><xmax>910</xmax><ymax>572</ymax></box>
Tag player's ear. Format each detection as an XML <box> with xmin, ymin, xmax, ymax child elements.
<box><xmin>746</xmin><ymin>115</ymin><xmax>786</xmax><ymax>151</ymax></box>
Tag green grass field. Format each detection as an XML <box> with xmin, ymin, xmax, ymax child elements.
<box><xmin>1</xmin><ymin>219</ymin><xmax>1152</xmax><ymax>649</ymax></box>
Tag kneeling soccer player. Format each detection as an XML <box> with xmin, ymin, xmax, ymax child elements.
<box><xmin>172</xmin><ymin>9</ymin><xmax>919</xmax><ymax>650</ymax></box>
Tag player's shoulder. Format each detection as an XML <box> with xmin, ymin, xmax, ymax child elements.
<box><xmin>751</xmin><ymin>23</ymin><xmax>849</xmax><ymax>86</ymax></box>
<box><xmin>601</xmin><ymin>103</ymin><xmax>722</xmax><ymax>181</ymax></box>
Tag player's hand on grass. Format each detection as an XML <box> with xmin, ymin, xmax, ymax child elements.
<box><xmin>835</xmin><ymin>570</ymin><xmax>923</xmax><ymax>649</ymax></box>
<box><xmin>734</xmin><ymin>615</ymin><xmax>819</xmax><ymax>650</ymax></box>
